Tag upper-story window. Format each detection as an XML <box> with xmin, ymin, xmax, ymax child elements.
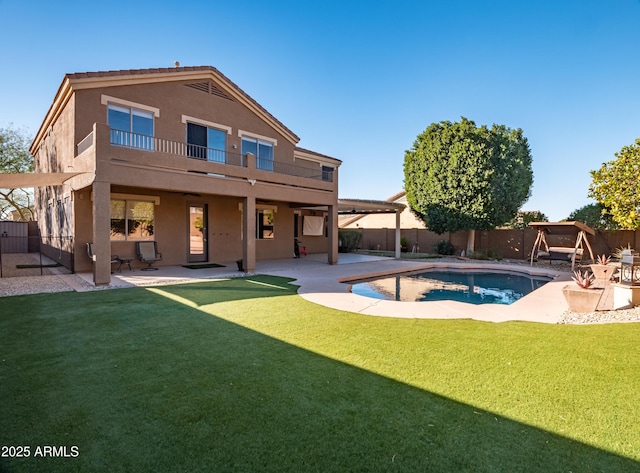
<box><xmin>240</xmin><ymin>131</ymin><xmax>276</xmax><ymax>171</ymax></box>
<box><xmin>322</xmin><ymin>165</ymin><xmax>334</xmax><ymax>182</ymax></box>
<box><xmin>186</xmin><ymin>123</ymin><xmax>227</xmax><ymax>163</ymax></box>
<box><xmin>108</xmin><ymin>104</ymin><xmax>154</xmax><ymax>150</ymax></box>
<box><xmin>102</xmin><ymin>95</ymin><xmax>159</xmax><ymax>151</ymax></box>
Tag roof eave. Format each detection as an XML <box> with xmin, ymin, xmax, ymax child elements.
<box><xmin>31</xmin><ymin>66</ymin><xmax>301</xmax><ymax>154</ymax></box>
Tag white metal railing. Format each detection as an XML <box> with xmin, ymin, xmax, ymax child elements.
<box><xmin>99</xmin><ymin>129</ymin><xmax>333</xmax><ymax>182</ymax></box>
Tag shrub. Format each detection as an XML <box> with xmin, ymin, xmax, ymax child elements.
<box><xmin>469</xmin><ymin>250</ymin><xmax>489</xmax><ymax>260</ymax></box>
<box><xmin>572</xmin><ymin>270</ymin><xmax>595</xmax><ymax>289</ymax></box>
<box><xmin>338</xmin><ymin>230</ymin><xmax>362</xmax><ymax>253</ymax></box>
<box><xmin>487</xmin><ymin>247</ymin><xmax>502</xmax><ymax>260</ymax></box>
<box><xmin>433</xmin><ymin>239</ymin><xmax>455</xmax><ymax>255</ymax></box>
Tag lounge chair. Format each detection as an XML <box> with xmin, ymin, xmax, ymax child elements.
<box><xmin>136</xmin><ymin>241</ymin><xmax>162</xmax><ymax>270</ymax></box>
<box><xmin>86</xmin><ymin>243</ymin><xmax>122</xmax><ymax>272</ymax></box>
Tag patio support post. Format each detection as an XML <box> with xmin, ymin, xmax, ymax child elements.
<box><xmin>92</xmin><ymin>181</ymin><xmax>111</xmax><ymax>285</ymax></box>
<box><xmin>242</xmin><ymin>196</ymin><xmax>256</xmax><ymax>273</ymax></box>
<box><xmin>327</xmin><ymin>204</ymin><xmax>338</xmax><ymax>264</ymax></box>
<box><xmin>395</xmin><ymin>209</ymin><xmax>401</xmax><ymax>259</ymax></box>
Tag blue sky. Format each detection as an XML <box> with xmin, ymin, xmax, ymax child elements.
<box><xmin>1</xmin><ymin>0</ymin><xmax>640</xmax><ymax>221</ymax></box>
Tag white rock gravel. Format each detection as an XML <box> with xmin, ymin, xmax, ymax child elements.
<box><xmin>0</xmin><ymin>275</ymin><xmax>76</xmax><ymax>296</ymax></box>
<box><xmin>559</xmin><ymin>306</ymin><xmax>640</xmax><ymax>324</ymax></box>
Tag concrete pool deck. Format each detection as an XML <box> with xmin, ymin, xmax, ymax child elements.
<box><xmin>0</xmin><ymin>252</ymin><xmax>572</xmax><ymax>323</ymax></box>
<box><xmin>261</xmin><ymin>254</ymin><xmax>572</xmax><ymax>324</ymax></box>
<box><xmin>66</xmin><ymin>253</ymin><xmax>572</xmax><ymax>324</ymax></box>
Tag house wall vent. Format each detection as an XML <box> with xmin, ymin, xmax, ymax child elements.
<box><xmin>185</xmin><ymin>82</ymin><xmax>234</xmax><ymax>101</ymax></box>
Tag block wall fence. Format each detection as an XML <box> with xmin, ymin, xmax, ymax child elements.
<box><xmin>352</xmin><ymin>227</ymin><xmax>640</xmax><ymax>260</ymax></box>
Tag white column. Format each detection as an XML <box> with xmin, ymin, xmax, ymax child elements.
<box><xmin>395</xmin><ymin>210</ymin><xmax>401</xmax><ymax>259</ymax></box>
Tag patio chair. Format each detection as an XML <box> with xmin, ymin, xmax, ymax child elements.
<box><xmin>136</xmin><ymin>241</ymin><xmax>162</xmax><ymax>270</ymax></box>
<box><xmin>86</xmin><ymin>243</ymin><xmax>122</xmax><ymax>272</ymax></box>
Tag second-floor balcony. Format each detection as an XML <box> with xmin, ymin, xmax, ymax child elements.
<box><xmin>77</xmin><ymin>126</ymin><xmax>335</xmax><ymax>185</ymax></box>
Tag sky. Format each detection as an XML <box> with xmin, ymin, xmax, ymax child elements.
<box><xmin>1</xmin><ymin>0</ymin><xmax>639</xmax><ymax>222</ymax></box>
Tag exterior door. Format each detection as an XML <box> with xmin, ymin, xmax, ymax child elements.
<box><xmin>188</xmin><ymin>204</ymin><xmax>208</xmax><ymax>263</ymax></box>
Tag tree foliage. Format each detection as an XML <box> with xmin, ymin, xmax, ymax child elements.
<box><xmin>567</xmin><ymin>203</ymin><xmax>619</xmax><ymax>230</ymax></box>
<box><xmin>0</xmin><ymin>125</ymin><xmax>34</xmax><ymax>220</ymax></box>
<box><xmin>403</xmin><ymin>117</ymin><xmax>533</xmax><ymax>234</ymax></box>
<box><xmin>589</xmin><ymin>138</ymin><xmax>640</xmax><ymax>229</ymax></box>
<box><xmin>504</xmin><ymin>210</ymin><xmax>548</xmax><ymax>229</ymax></box>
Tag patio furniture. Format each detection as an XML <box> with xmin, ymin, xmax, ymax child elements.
<box><xmin>86</xmin><ymin>243</ymin><xmax>122</xmax><ymax>272</ymax></box>
<box><xmin>136</xmin><ymin>241</ymin><xmax>162</xmax><ymax>270</ymax></box>
<box><xmin>529</xmin><ymin>221</ymin><xmax>595</xmax><ymax>271</ymax></box>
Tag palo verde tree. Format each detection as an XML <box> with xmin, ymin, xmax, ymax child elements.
<box><xmin>0</xmin><ymin>125</ymin><xmax>34</xmax><ymax>220</ymax></box>
<box><xmin>589</xmin><ymin>138</ymin><xmax>640</xmax><ymax>229</ymax></box>
<box><xmin>403</xmin><ymin>117</ymin><xmax>533</xmax><ymax>251</ymax></box>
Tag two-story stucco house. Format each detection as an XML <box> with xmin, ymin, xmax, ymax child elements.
<box><xmin>29</xmin><ymin>66</ymin><xmax>341</xmax><ymax>284</ymax></box>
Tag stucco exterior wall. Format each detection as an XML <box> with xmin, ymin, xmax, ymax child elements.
<box><xmin>31</xmin><ymin>68</ymin><xmax>340</xmax><ymax>278</ymax></box>
<box><xmin>73</xmin><ymin>185</ymin><xmax>331</xmax><ymax>272</ymax></box>
<box><xmin>74</xmin><ymin>81</ymin><xmax>297</xmax><ymax>163</ymax></box>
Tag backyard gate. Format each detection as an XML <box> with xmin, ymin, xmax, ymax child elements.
<box><xmin>0</xmin><ymin>221</ymin><xmax>28</xmax><ymax>253</ymax></box>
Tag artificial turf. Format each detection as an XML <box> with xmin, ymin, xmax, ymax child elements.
<box><xmin>1</xmin><ymin>275</ymin><xmax>639</xmax><ymax>472</ymax></box>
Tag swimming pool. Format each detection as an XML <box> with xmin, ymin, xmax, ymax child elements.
<box><xmin>349</xmin><ymin>269</ymin><xmax>552</xmax><ymax>305</ymax></box>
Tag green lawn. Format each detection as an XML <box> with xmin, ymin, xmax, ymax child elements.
<box><xmin>1</xmin><ymin>275</ymin><xmax>639</xmax><ymax>472</ymax></box>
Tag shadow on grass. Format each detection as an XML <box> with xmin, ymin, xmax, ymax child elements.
<box><xmin>1</xmin><ymin>281</ymin><xmax>638</xmax><ymax>473</ymax></box>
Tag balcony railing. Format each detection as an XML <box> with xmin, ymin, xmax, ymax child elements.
<box><xmin>106</xmin><ymin>129</ymin><xmax>334</xmax><ymax>182</ymax></box>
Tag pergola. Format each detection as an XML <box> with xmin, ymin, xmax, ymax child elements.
<box><xmin>338</xmin><ymin>198</ymin><xmax>406</xmax><ymax>258</ymax></box>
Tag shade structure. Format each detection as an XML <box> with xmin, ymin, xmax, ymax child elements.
<box><xmin>0</xmin><ymin>172</ymin><xmax>88</xmax><ymax>188</ymax></box>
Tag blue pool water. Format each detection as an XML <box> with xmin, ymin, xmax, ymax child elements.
<box><xmin>350</xmin><ymin>269</ymin><xmax>552</xmax><ymax>305</ymax></box>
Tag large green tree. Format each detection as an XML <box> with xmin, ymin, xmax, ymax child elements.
<box><xmin>504</xmin><ymin>210</ymin><xmax>548</xmax><ymax>230</ymax></box>
<box><xmin>589</xmin><ymin>138</ymin><xmax>640</xmax><ymax>229</ymax></box>
<box><xmin>566</xmin><ymin>203</ymin><xmax>619</xmax><ymax>230</ymax></box>
<box><xmin>404</xmin><ymin>118</ymin><xmax>533</xmax><ymax>249</ymax></box>
<box><xmin>0</xmin><ymin>125</ymin><xmax>34</xmax><ymax>221</ymax></box>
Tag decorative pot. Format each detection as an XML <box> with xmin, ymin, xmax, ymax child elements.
<box><xmin>562</xmin><ymin>284</ymin><xmax>603</xmax><ymax>313</ymax></box>
<box><xmin>589</xmin><ymin>264</ymin><xmax>612</xmax><ymax>282</ymax></box>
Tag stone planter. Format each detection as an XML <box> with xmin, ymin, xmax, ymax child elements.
<box><xmin>562</xmin><ymin>284</ymin><xmax>604</xmax><ymax>313</ymax></box>
<box><xmin>589</xmin><ymin>264</ymin><xmax>613</xmax><ymax>283</ymax></box>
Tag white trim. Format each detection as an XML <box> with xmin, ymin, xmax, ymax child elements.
<box><xmin>238</xmin><ymin>130</ymin><xmax>277</xmax><ymax>146</ymax></box>
<box><xmin>181</xmin><ymin>115</ymin><xmax>232</xmax><ymax>134</ymax></box>
<box><xmin>101</xmin><ymin>95</ymin><xmax>160</xmax><ymax>117</ymax></box>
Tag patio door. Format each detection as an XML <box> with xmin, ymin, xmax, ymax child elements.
<box><xmin>188</xmin><ymin>204</ymin><xmax>208</xmax><ymax>263</ymax></box>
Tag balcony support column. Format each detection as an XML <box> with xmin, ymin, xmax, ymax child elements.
<box><xmin>92</xmin><ymin>180</ymin><xmax>111</xmax><ymax>285</ymax></box>
<box><xmin>327</xmin><ymin>204</ymin><xmax>338</xmax><ymax>265</ymax></box>
<box><xmin>242</xmin><ymin>195</ymin><xmax>256</xmax><ymax>273</ymax></box>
